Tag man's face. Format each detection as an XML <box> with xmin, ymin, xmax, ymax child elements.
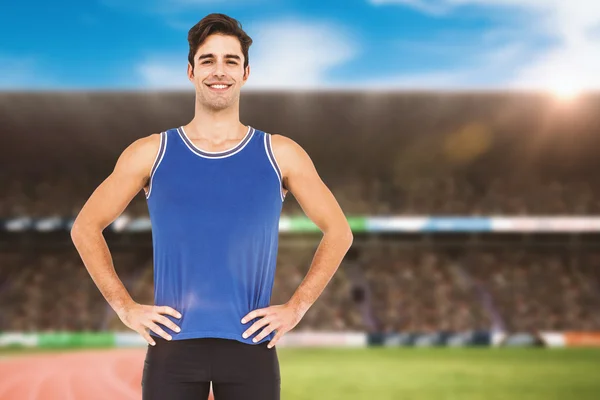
<box><xmin>188</xmin><ymin>34</ymin><xmax>249</xmax><ymax>111</ymax></box>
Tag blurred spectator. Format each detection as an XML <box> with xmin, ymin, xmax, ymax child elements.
<box><xmin>1</xmin><ymin>245</ymin><xmax>599</xmax><ymax>333</ymax></box>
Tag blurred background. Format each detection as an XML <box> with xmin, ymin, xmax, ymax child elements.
<box><xmin>1</xmin><ymin>1</ymin><xmax>600</xmax><ymax>399</ymax></box>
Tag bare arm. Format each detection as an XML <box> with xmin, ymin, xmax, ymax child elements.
<box><xmin>240</xmin><ymin>134</ymin><xmax>353</xmax><ymax>347</ymax></box>
<box><xmin>273</xmin><ymin>134</ymin><xmax>353</xmax><ymax>314</ymax></box>
<box><xmin>70</xmin><ymin>133</ymin><xmax>180</xmax><ymax>345</ymax></box>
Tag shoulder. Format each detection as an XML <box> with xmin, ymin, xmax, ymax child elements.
<box><xmin>115</xmin><ymin>133</ymin><xmax>163</xmax><ymax>178</ymax></box>
<box><xmin>269</xmin><ymin>133</ymin><xmax>315</xmax><ymax>178</ymax></box>
<box><xmin>269</xmin><ymin>133</ymin><xmax>309</xmax><ymax>161</ymax></box>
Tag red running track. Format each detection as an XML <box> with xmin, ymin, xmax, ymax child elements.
<box><xmin>0</xmin><ymin>349</ymin><xmax>215</xmax><ymax>400</ymax></box>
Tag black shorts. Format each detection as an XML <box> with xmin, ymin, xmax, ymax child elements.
<box><xmin>141</xmin><ymin>336</ymin><xmax>281</xmax><ymax>400</ymax></box>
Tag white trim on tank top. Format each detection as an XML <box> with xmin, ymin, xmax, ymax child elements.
<box><xmin>177</xmin><ymin>125</ymin><xmax>254</xmax><ymax>159</ymax></box>
<box><xmin>264</xmin><ymin>132</ymin><xmax>286</xmax><ymax>202</ymax></box>
<box><xmin>145</xmin><ymin>131</ymin><xmax>167</xmax><ymax>200</ymax></box>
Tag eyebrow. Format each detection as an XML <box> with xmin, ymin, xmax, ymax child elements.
<box><xmin>198</xmin><ymin>53</ymin><xmax>241</xmax><ymax>61</ymax></box>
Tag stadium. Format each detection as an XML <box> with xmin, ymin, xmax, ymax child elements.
<box><xmin>1</xmin><ymin>91</ymin><xmax>599</xmax><ymax>399</ymax></box>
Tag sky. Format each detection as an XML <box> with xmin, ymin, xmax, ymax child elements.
<box><xmin>1</xmin><ymin>0</ymin><xmax>598</xmax><ymax>93</ymax></box>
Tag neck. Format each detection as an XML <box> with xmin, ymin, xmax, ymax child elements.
<box><xmin>187</xmin><ymin>99</ymin><xmax>244</xmax><ymax>141</ymax></box>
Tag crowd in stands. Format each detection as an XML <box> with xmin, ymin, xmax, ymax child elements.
<box><xmin>1</xmin><ymin>245</ymin><xmax>599</xmax><ymax>333</ymax></box>
<box><xmin>363</xmin><ymin>246</ymin><xmax>600</xmax><ymax>333</ymax></box>
<box><xmin>2</xmin><ymin>111</ymin><xmax>600</xmax><ymax>334</ymax></box>
<box><xmin>303</xmin><ymin>174</ymin><xmax>600</xmax><ymax>216</ymax></box>
<box><xmin>1</xmin><ymin>168</ymin><xmax>599</xmax><ymax>217</ymax></box>
<box><xmin>463</xmin><ymin>249</ymin><xmax>600</xmax><ymax>332</ymax></box>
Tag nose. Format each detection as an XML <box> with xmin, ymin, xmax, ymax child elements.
<box><xmin>213</xmin><ymin>60</ymin><xmax>226</xmax><ymax>77</ymax></box>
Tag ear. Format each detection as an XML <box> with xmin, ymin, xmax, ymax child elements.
<box><xmin>242</xmin><ymin>64</ymin><xmax>250</xmax><ymax>86</ymax></box>
<box><xmin>187</xmin><ymin>62</ymin><xmax>194</xmax><ymax>81</ymax></box>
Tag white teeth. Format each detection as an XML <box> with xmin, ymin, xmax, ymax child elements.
<box><xmin>210</xmin><ymin>84</ymin><xmax>228</xmax><ymax>89</ymax></box>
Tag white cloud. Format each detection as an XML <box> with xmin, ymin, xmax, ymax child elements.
<box><xmin>370</xmin><ymin>0</ymin><xmax>600</xmax><ymax>91</ymax></box>
<box><xmin>358</xmin><ymin>42</ymin><xmax>525</xmax><ymax>90</ymax></box>
<box><xmin>0</xmin><ymin>55</ymin><xmax>54</xmax><ymax>89</ymax></box>
<box><xmin>137</xmin><ymin>57</ymin><xmax>192</xmax><ymax>89</ymax></box>
<box><xmin>136</xmin><ymin>19</ymin><xmax>357</xmax><ymax>89</ymax></box>
<box><xmin>244</xmin><ymin>19</ymin><xmax>357</xmax><ymax>89</ymax></box>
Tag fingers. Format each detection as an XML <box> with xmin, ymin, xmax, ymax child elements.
<box><xmin>154</xmin><ymin>315</ymin><xmax>181</xmax><ymax>333</ymax></box>
<box><xmin>154</xmin><ymin>305</ymin><xmax>182</xmax><ymax>319</ymax></box>
<box><xmin>138</xmin><ymin>328</ymin><xmax>156</xmax><ymax>346</ymax></box>
<box><xmin>146</xmin><ymin>321</ymin><xmax>172</xmax><ymax>341</ymax></box>
<box><xmin>128</xmin><ymin>304</ymin><xmax>181</xmax><ymax>345</ymax></box>
<box><xmin>242</xmin><ymin>316</ymin><xmax>271</xmax><ymax>339</ymax></box>
<box><xmin>252</xmin><ymin>325</ymin><xmax>276</xmax><ymax>343</ymax></box>
<box><xmin>268</xmin><ymin>331</ymin><xmax>283</xmax><ymax>349</ymax></box>
<box><xmin>241</xmin><ymin>308</ymin><xmax>269</xmax><ymax>324</ymax></box>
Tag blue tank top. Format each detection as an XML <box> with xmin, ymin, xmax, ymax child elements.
<box><xmin>144</xmin><ymin>125</ymin><xmax>286</xmax><ymax>344</ymax></box>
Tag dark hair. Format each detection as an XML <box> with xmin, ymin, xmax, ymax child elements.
<box><xmin>188</xmin><ymin>13</ymin><xmax>253</xmax><ymax>70</ymax></box>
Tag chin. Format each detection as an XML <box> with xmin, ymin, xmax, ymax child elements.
<box><xmin>208</xmin><ymin>100</ymin><xmax>233</xmax><ymax>111</ymax></box>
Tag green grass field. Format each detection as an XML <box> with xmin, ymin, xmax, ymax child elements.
<box><xmin>278</xmin><ymin>348</ymin><xmax>600</xmax><ymax>400</ymax></box>
<box><xmin>2</xmin><ymin>347</ymin><xmax>599</xmax><ymax>399</ymax></box>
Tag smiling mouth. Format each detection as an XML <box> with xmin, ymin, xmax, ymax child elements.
<box><xmin>206</xmin><ymin>83</ymin><xmax>232</xmax><ymax>92</ymax></box>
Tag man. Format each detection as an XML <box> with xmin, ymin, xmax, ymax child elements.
<box><xmin>71</xmin><ymin>12</ymin><xmax>353</xmax><ymax>400</ymax></box>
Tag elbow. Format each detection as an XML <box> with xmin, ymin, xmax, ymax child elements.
<box><xmin>342</xmin><ymin>225</ymin><xmax>354</xmax><ymax>247</ymax></box>
<box><xmin>70</xmin><ymin>218</ymin><xmax>97</xmax><ymax>244</ymax></box>
<box><xmin>338</xmin><ymin>221</ymin><xmax>354</xmax><ymax>245</ymax></box>
<box><xmin>70</xmin><ymin>220</ymin><xmax>83</xmax><ymax>244</ymax></box>
<box><xmin>322</xmin><ymin>218</ymin><xmax>353</xmax><ymax>245</ymax></box>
